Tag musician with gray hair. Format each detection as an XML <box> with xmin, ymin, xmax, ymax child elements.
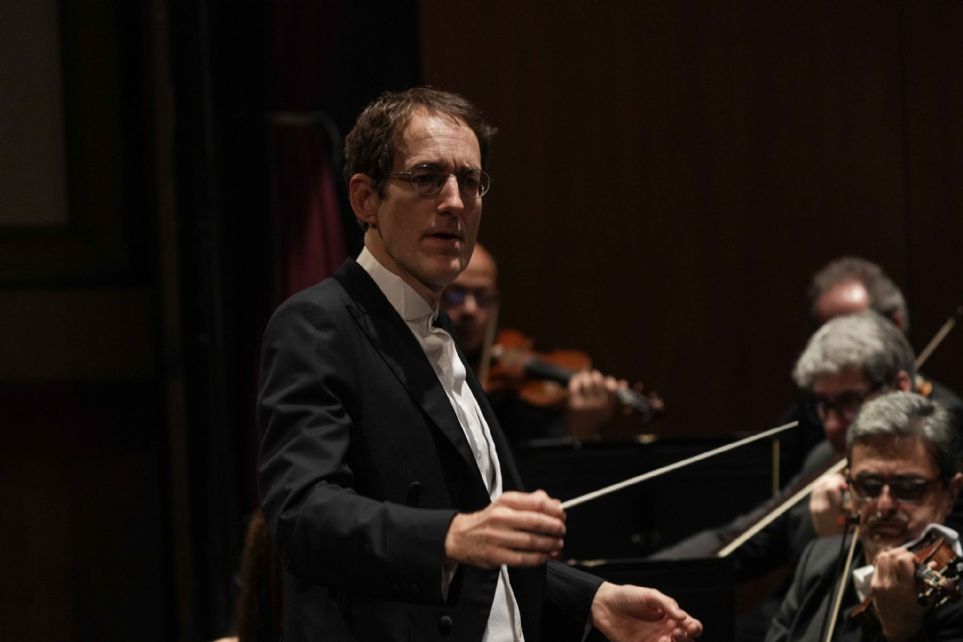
<box><xmin>654</xmin><ymin>312</ymin><xmax>917</xmax><ymax>560</ymax></box>
<box><xmin>806</xmin><ymin>311</ymin><xmax>963</xmax><ymax>538</ymax></box>
<box><xmin>792</xmin><ymin>310</ymin><xmax>916</xmax><ymax>457</ymax></box>
<box><xmin>652</xmin><ymin>312</ymin><xmax>925</xmax><ymax>641</ymax></box>
<box><xmin>766</xmin><ymin>392</ymin><xmax>963</xmax><ymax>641</ymax></box>
<box><xmin>788</xmin><ymin>257</ymin><xmax>963</xmax><ymax>485</ymax></box>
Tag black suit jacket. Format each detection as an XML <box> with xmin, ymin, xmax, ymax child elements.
<box><xmin>258</xmin><ymin>259</ymin><xmax>600</xmax><ymax>641</ymax></box>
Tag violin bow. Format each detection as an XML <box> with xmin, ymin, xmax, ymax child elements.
<box><xmin>476</xmin><ymin>303</ymin><xmax>501</xmax><ymax>388</ymax></box>
<box><xmin>914</xmin><ymin>306</ymin><xmax>962</xmax><ymax>371</ymax></box>
<box><xmin>717</xmin><ymin>458</ymin><xmax>847</xmax><ymax>558</ymax></box>
<box><xmin>560</xmin><ymin>421</ymin><xmax>798</xmax><ymax>510</ymax></box>
<box><xmin>822</xmin><ymin>526</ymin><xmax>861</xmax><ymax>642</ymax></box>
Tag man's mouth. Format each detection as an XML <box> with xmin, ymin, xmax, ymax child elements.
<box><xmin>425</xmin><ymin>231</ymin><xmax>464</xmax><ymax>244</ymax></box>
<box><xmin>866</xmin><ymin>513</ymin><xmax>909</xmax><ymax>540</ymax></box>
<box><xmin>870</xmin><ymin>523</ymin><xmax>906</xmax><ymax>538</ymax></box>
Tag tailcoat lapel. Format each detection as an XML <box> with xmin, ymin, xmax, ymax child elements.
<box><xmin>333</xmin><ymin>260</ymin><xmax>484</xmax><ymax>486</ymax></box>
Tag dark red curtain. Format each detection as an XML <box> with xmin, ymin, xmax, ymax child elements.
<box><xmin>269</xmin><ymin>1</ymin><xmax>346</xmax><ymax>300</ymax></box>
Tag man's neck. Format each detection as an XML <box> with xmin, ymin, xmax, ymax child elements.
<box><xmin>363</xmin><ymin>239</ymin><xmax>441</xmax><ymax>307</ymax></box>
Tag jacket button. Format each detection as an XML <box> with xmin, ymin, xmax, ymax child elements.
<box><xmin>406</xmin><ymin>481</ymin><xmax>422</xmax><ymax>506</ymax></box>
<box><xmin>438</xmin><ymin>615</ymin><xmax>453</xmax><ymax>636</ymax></box>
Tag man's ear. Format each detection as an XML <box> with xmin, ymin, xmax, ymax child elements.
<box><xmin>895</xmin><ymin>370</ymin><xmax>912</xmax><ymax>392</ymax></box>
<box><xmin>947</xmin><ymin>472</ymin><xmax>963</xmax><ymax>505</ymax></box>
<box><xmin>349</xmin><ymin>174</ymin><xmax>379</xmax><ymax>228</ymax></box>
<box><xmin>890</xmin><ymin>311</ymin><xmax>908</xmax><ymax>333</ymax></box>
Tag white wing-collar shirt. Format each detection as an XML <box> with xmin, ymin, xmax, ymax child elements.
<box><xmin>358</xmin><ymin>248</ymin><xmax>524</xmax><ymax>641</ymax></box>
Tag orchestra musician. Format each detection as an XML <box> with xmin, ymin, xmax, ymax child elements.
<box><xmin>652</xmin><ymin>311</ymin><xmax>922</xmax><ymax>640</ymax></box>
<box><xmin>258</xmin><ymin>87</ymin><xmax>701</xmax><ymax>641</ymax></box>
<box><xmin>441</xmin><ymin>243</ymin><xmax>629</xmax><ymax>443</ymax></box>
<box><xmin>766</xmin><ymin>391</ymin><xmax>963</xmax><ymax>641</ymax></box>
<box><xmin>808</xmin><ymin>257</ymin><xmax>910</xmax><ymax>331</ymax></box>
<box><xmin>783</xmin><ymin>257</ymin><xmax>963</xmax><ymax>484</ymax></box>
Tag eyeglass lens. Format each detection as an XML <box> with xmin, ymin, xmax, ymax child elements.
<box><xmin>814</xmin><ymin>390</ymin><xmax>868</xmax><ymax>418</ymax></box>
<box><xmin>441</xmin><ymin>286</ymin><xmax>498</xmax><ymax>308</ymax></box>
<box><xmin>404</xmin><ymin>166</ymin><xmax>490</xmax><ymax>198</ymax></box>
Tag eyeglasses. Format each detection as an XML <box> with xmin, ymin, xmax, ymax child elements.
<box><xmin>813</xmin><ymin>385</ymin><xmax>882</xmax><ymax>421</ymax></box>
<box><xmin>847</xmin><ymin>474</ymin><xmax>943</xmax><ymax>503</ymax></box>
<box><xmin>441</xmin><ymin>285</ymin><xmax>500</xmax><ymax>309</ymax></box>
<box><xmin>389</xmin><ymin>164</ymin><xmax>491</xmax><ymax>199</ymax></box>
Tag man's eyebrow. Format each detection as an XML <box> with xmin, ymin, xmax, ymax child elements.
<box><xmin>410</xmin><ymin>161</ymin><xmax>480</xmax><ymax>170</ymax></box>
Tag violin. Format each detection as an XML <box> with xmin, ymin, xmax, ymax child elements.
<box><xmin>482</xmin><ymin>328</ymin><xmax>664</xmax><ymax>423</ymax></box>
<box><xmin>848</xmin><ymin>529</ymin><xmax>963</xmax><ymax>631</ymax></box>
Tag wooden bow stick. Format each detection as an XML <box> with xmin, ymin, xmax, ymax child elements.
<box><xmin>914</xmin><ymin>306</ymin><xmax>962</xmax><ymax>370</ymax></box>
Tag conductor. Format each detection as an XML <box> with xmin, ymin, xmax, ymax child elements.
<box><xmin>257</xmin><ymin>87</ymin><xmax>702</xmax><ymax>641</ymax></box>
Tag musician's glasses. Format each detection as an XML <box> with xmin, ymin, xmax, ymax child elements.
<box><xmin>814</xmin><ymin>385</ymin><xmax>882</xmax><ymax>421</ymax></box>
<box><xmin>441</xmin><ymin>285</ymin><xmax>500</xmax><ymax>309</ymax></box>
<box><xmin>848</xmin><ymin>474</ymin><xmax>943</xmax><ymax>503</ymax></box>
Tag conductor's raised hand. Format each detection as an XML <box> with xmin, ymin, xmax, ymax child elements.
<box><xmin>444</xmin><ymin>490</ymin><xmax>566</xmax><ymax>569</ymax></box>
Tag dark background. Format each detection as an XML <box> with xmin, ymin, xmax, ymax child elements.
<box><xmin>1</xmin><ymin>1</ymin><xmax>960</xmax><ymax>640</ymax></box>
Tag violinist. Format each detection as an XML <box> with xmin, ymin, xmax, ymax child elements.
<box><xmin>766</xmin><ymin>391</ymin><xmax>963</xmax><ymax>641</ymax></box>
<box><xmin>782</xmin><ymin>257</ymin><xmax>963</xmax><ymax>486</ymax></box>
<box><xmin>442</xmin><ymin>243</ymin><xmax>628</xmax><ymax>443</ymax></box>
<box><xmin>653</xmin><ymin>312</ymin><xmax>921</xmax><ymax>640</ymax></box>
<box><xmin>809</xmin><ymin>257</ymin><xmax>910</xmax><ymax>331</ymax></box>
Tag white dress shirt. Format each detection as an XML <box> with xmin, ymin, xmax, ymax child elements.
<box><xmin>358</xmin><ymin>248</ymin><xmax>524</xmax><ymax>641</ymax></box>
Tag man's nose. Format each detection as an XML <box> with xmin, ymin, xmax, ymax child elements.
<box><xmin>823</xmin><ymin>411</ymin><xmax>842</xmax><ymax>435</ymax></box>
<box><xmin>462</xmin><ymin>293</ymin><xmax>479</xmax><ymax>313</ymax></box>
<box><xmin>436</xmin><ymin>174</ymin><xmax>465</xmax><ymax>211</ymax></box>
<box><xmin>875</xmin><ymin>485</ymin><xmax>897</xmax><ymax>511</ymax></box>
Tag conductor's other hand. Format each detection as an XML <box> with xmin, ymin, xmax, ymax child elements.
<box><xmin>444</xmin><ymin>490</ymin><xmax>566</xmax><ymax>569</ymax></box>
<box><xmin>591</xmin><ymin>582</ymin><xmax>703</xmax><ymax>642</ymax></box>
